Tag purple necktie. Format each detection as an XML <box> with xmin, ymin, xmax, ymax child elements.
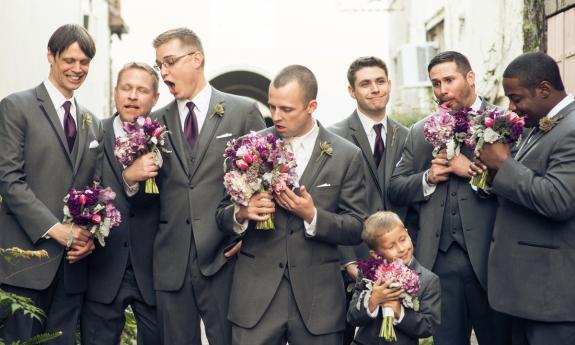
<box><xmin>62</xmin><ymin>101</ymin><xmax>76</xmax><ymax>152</ymax></box>
<box><xmin>184</xmin><ymin>101</ymin><xmax>199</xmax><ymax>149</ymax></box>
<box><xmin>373</xmin><ymin>123</ymin><xmax>385</xmax><ymax>167</ymax></box>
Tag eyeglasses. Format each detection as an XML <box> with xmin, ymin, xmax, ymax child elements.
<box><xmin>153</xmin><ymin>51</ymin><xmax>196</xmax><ymax>71</ymax></box>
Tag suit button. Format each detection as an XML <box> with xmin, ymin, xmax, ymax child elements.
<box><xmin>440</xmin><ymin>202</ymin><xmax>444</xmax><ymax>207</ymax></box>
<box><xmin>491</xmin><ymin>237</ymin><xmax>495</xmax><ymax>242</ymax></box>
<box><xmin>124</xmin><ymin>242</ymin><xmax>128</xmax><ymax>248</ymax></box>
<box><xmin>129</xmin><ymin>213</ymin><xmax>135</xmax><ymax>218</ymax></box>
<box><xmin>279</xmin><ymin>262</ymin><xmax>284</xmax><ymax>268</ymax></box>
<box><xmin>436</xmin><ymin>233</ymin><xmax>439</xmax><ymax>237</ymax></box>
<box><xmin>189</xmin><ymin>184</ymin><xmax>195</xmax><ymax>189</ymax></box>
<box><xmin>451</xmin><ymin>211</ymin><xmax>456</xmax><ymax>216</ymax></box>
<box><xmin>289</xmin><ymin>230</ymin><xmax>294</xmax><ymax>235</ymax></box>
<box><xmin>186</xmin><ymin>219</ymin><xmax>191</xmax><ymax>224</ymax></box>
<box><xmin>451</xmin><ymin>192</ymin><xmax>457</xmax><ymax>196</ymax></box>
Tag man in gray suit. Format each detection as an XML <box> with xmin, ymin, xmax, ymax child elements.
<box><xmin>329</xmin><ymin>56</ymin><xmax>409</xmax><ymax>345</ymax></box>
<box><xmin>389</xmin><ymin>51</ymin><xmax>508</xmax><ymax>345</ymax></box>
<box><xmin>0</xmin><ymin>24</ymin><xmax>102</xmax><ymax>343</ymax></box>
<box><xmin>217</xmin><ymin>65</ymin><xmax>367</xmax><ymax>345</ymax></box>
<box><xmin>150</xmin><ymin>28</ymin><xmax>266</xmax><ymax>344</ymax></box>
<box><xmin>476</xmin><ymin>52</ymin><xmax>575</xmax><ymax>345</ymax></box>
<box><xmin>81</xmin><ymin>62</ymin><xmax>161</xmax><ymax>344</ymax></box>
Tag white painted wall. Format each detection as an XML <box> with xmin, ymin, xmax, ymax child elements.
<box><xmin>111</xmin><ymin>0</ymin><xmax>393</xmax><ymax>125</ymax></box>
<box><xmin>0</xmin><ymin>0</ymin><xmax>111</xmax><ymax>117</ymax></box>
<box><xmin>389</xmin><ymin>0</ymin><xmax>524</xmax><ymax>114</ymax></box>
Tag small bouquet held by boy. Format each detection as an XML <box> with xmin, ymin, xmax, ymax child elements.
<box><xmin>62</xmin><ymin>182</ymin><xmax>122</xmax><ymax>247</ymax></box>
<box><xmin>356</xmin><ymin>257</ymin><xmax>421</xmax><ymax>341</ymax></box>
<box><xmin>222</xmin><ymin>132</ymin><xmax>298</xmax><ymax>230</ymax></box>
<box><xmin>114</xmin><ymin>115</ymin><xmax>170</xmax><ymax>194</ymax></box>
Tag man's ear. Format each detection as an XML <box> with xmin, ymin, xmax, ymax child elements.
<box><xmin>466</xmin><ymin>70</ymin><xmax>476</xmax><ymax>89</ymax></box>
<box><xmin>306</xmin><ymin>99</ymin><xmax>318</xmax><ymax>114</ymax></box>
<box><xmin>536</xmin><ymin>81</ymin><xmax>552</xmax><ymax>99</ymax></box>
<box><xmin>47</xmin><ymin>49</ymin><xmax>55</xmax><ymax>65</ymax></box>
<box><xmin>347</xmin><ymin>84</ymin><xmax>356</xmax><ymax>100</ymax></box>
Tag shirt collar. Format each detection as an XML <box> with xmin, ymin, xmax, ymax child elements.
<box><xmin>177</xmin><ymin>83</ymin><xmax>212</xmax><ymax>117</ymax></box>
<box><xmin>113</xmin><ymin>113</ymin><xmax>126</xmax><ymax>138</ymax></box>
<box><xmin>43</xmin><ymin>79</ymin><xmax>76</xmax><ymax>113</ymax></box>
<box><xmin>357</xmin><ymin>109</ymin><xmax>387</xmax><ymax>136</ymax></box>
<box><xmin>548</xmin><ymin>94</ymin><xmax>574</xmax><ymax>119</ymax></box>
<box><xmin>288</xmin><ymin>120</ymin><xmax>319</xmax><ymax>149</ymax></box>
<box><xmin>470</xmin><ymin>95</ymin><xmax>482</xmax><ymax>112</ymax></box>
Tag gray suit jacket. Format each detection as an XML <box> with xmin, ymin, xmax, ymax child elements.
<box><xmin>330</xmin><ymin>112</ymin><xmax>409</xmax><ymax>263</ymax></box>
<box><xmin>216</xmin><ymin>123</ymin><xmax>368</xmax><ymax>335</ymax></box>
<box><xmin>347</xmin><ymin>258</ymin><xmax>441</xmax><ymax>345</ymax></box>
<box><xmin>388</xmin><ymin>100</ymin><xmax>497</xmax><ymax>287</ymax></box>
<box><xmin>488</xmin><ymin>100</ymin><xmax>575</xmax><ymax>322</ymax></box>
<box><xmin>0</xmin><ymin>83</ymin><xmax>103</xmax><ymax>292</ymax></box>
<box><xmin>151</xmin><ymin>87</ymin><xmax>265</xmax><ymax>291</ymax></box>
<box><xmin>85</xmin><ymin>115</ymin><xmax>158</xmax><ymax>305</ymax></box>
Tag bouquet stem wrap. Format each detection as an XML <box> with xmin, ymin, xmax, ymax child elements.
<box><xmin>470</xmin><ymin>170</ymin><xmax>489</xmax><ymax>189</ymax></box>
<box><xmin>380</xmin><ymin>307</ymin><xmax>397</xmax><ymax>341</ymax></box>
<box><xmin>256</xmin><ymin>214</ymin><xmax>274</xmax><ymax>230</ymax></box>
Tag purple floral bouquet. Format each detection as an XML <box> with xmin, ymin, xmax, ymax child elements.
<box><xmin>114</xmin><ymin>115</ymin><xmax>170</xmax><ymax>194</ymax></box>
<box><xmin>62</xmin><ymin>183</ymin><xmax>121</xmax><ymax>247</ymax></box>
<box><xmin>223</xmin><ymin>132</ymin><xmax>298</xmax><ymax>230</ymax></box>
<box><xmin>466</xmin><ymin>108</ymin><xmax>525</xmax><ymax>188</ymax></box>
<box><xmin>357</xmin><ymin>258</ymin><xmax>420</xmax><ymax>341</ymax></box>
<box><xmin>423</xmin><ymin>106</ymin><xmax>472</xmax><ymax>159</ymax></box>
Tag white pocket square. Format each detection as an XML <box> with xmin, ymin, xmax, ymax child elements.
<box><xmin>216</xmin><ymin>133</ymin><xmax>233</xmax><ymax>139</ymax></box>
<box><xmin>316</xmin><ymin>183</ymin><xmax>331</xmax><ymax>188</ymax></box>
<box><xmin>88</xmin><ymin>140</ymin><xmax>99</xmax><ymax>149</ymax></box>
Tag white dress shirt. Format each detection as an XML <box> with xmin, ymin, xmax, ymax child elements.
<box><xmin>177</xmin><ymin>83</ymin><xmax>212</xmax><ymax>133</ymax></box>
<box><xmin>357</xmin><ymin>109</ymin><xmax>388</xmax><ymax>154</ymax></box>
<box><xmin>422</xmin><ymin>96</ymin><xmax>483</xmax><ymax>197</ymax></box>
<box><xmin>42</xmin><ymin>79</ymin><xmax>78</xmax><ymax>237</ymax></box>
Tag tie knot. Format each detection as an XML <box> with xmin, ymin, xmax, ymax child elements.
<box><xmin>373</xmin><ymin>123</ymin><xmax>383</xmax><ymax>133</ymax></box>
<box><xmin>186</xmin><ymin>101</ymin><xmax>195</xmax><ymax>113</ymax></box>
<box><xmin>62</xmin><ymin>101</ymin><xmax>72</xmax><ymax>113</ymax></box>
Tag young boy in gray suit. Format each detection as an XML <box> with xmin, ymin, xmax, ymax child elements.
<box><xmin>348</xmin><ymin>211</ymin><xmax>441</xmax><ymax>345</ymax></box>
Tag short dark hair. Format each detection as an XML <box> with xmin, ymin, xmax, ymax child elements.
<box><xmin>427</xmin><ymin>51</ymin><xmax>472</xmax><ymax>76</ymax></box>
<box><xmin>347</xmin><ymin>56</ymin><xmax>389</xmax><ymax>87</ymax></box>
<box><xmin>153</xmin><ymin>28</ymin><xmax>205</xmax><ymax>67</ymax></box>
<box><xmin>272</xmin><ymin>65</ymin><xmax>318</xmax><ymax>104</ymax></box>
<box><xmin>117</xmin><ymin>62</ymin><xmax>160</xmax><ymax>93</ymax></box>
<box><xmin>47</xmin><ymin>24</ymin><xmax>96</xmax><ymax>59</ymax></box>
<box><xmin>503</xmin><ymin>52</ymin><xmax>565</xmax><ymax>91</ymax></box>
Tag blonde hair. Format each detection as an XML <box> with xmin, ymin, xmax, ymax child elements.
<box><xmin>361</xmin><ymin>211</ymin><xmax>405</xmax><ymax>250</ymax></box>
<box><xmin>152</xmin><ymin>27</ymin><xmax>205</xmax><ymax>67</ymax></box>
<box><xmin>116</xmin><ymin>62</ymin><xmax>159</xmax><ymax>93</ymax></box>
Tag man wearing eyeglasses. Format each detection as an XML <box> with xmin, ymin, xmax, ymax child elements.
<box><xmin>148</xmin><ymin>27</ymin><xmax>266</xmax><ymax>344</ymax></box>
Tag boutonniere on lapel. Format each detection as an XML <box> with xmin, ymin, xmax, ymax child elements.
<box><xmin>539</xmin><ymin>116</ymin><xmax>559</xmax><ymax>132</ymax></box>
<box><xmin>209</xmin><ymin>101</ymin><xmax>225</xmax><ymax>119</ymax></box>
<box><xmin>391</xmin><ymin>125</ymin><xmax>398</xmax><ymax>145</ymax></box>
<box><xmin>317</xmin><ymin>141</ymin><xmax>333</xmax><ymax>161</ymax></box>
<box><xmin>81</xmin><ymin>113</ymin><xmax>93</xmax><ymax>129</ymax></box>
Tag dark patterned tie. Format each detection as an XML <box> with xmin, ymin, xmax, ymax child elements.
<box><xmin>184</xmin><ymin>101</ymin><xmax>199</xmax><ymax>149</ymax></box>
<box><xmin>62</xmin><ymin>101</ymin><xmax>76</xmax><ymax>152</ymax></box>
<box><xmin>373</xmin><ymin>123</ymin><xmax>385</xmax><ymax>167</ymax></box>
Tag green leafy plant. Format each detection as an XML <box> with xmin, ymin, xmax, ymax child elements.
<box><xmin>0</xmin><ymin>248</ymin><xmax>62</xmax><ymax>345</ymax></box>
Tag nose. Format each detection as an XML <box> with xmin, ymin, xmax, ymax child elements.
<box><xmin>72</xmin><ymin>61</ymin><xmax>82</xmax><ymax>73</ymax></box>
<box><xmin>128</xmin><ymin>89</ymin><xmax>138</xmax><ymax>100</ymax></box>
<box><xmin>439</xmin><ymin>83</ymin><xmax>448</xmax><ymax>96</ymax></box>
<box><xmin>369</xmin><ymin>82</ymin><xmax>380</xmax><ymax>94</ymax></box>
<box><xmin>160</xmin><ymin>64</ymin><xmax>169</xmax><ymax>79</ymax></box>
<box><xmin>508</xmin><ymin>102</ymin><xmax>517</xmax><ymax>112</ymax></box>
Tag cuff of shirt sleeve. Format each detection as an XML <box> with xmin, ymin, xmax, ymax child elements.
<box><xmin>233</xmin><ymin>204</ymin><xmax>249</xmax><ymax>235</ymax></box>
<box><xmin>123</xmin><ymin>176</ymin><xmax>139</xmax><ymax>196</ymax></box>
<box><xmin>422</xmin><ymin>170</ymin><xmax>437</xmax><ymax>197</ymax></box>
<box><xmin>43</xmin><ymin>222</ymin><xmax>60</xmax><ymax>239</ymax></box>
<box><xmin>364</xmin><ymin>291</ymin><xmax>379</xmax><ymax>318</ymax></box>
<box><xmin>304</xmin><ymin>208</ymin><xmax>318</xmax><ymax>236</ymax></box>
<box><xmin>393</xmin><ymin>305</ymin><xmax>405</xmax><ymax>325</ymax></box>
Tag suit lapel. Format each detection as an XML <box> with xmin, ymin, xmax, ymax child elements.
<box><xmin>35</xmin><ymin>84</ymin><xmax>74</xmax><ymax>167</ymax></box>
<box><xmin>189</xmin><ymin>88</ymin><xmax>225</xmax><ymax>180</ymax></box>
<box><xmin>73</xmin><ymin>102</ymin><xmax>90</xmax><ymax>175</ymax></box>
<box><xmin>516</xmin><ymin>102</ymin><xmax>575</xmax><ymax>160</ymax></box>
<box><xmin>383</xmin><ymin>118</ymin><xmax>399</xmax><ymax>194</ymax></box>
<box><xmin>163</xmin><ymin>101</ymin><xmax>190</xmax><ymax>173</ymax></box>
<box><xmin>103</xmin><ymin>116</ymin><xmax>125</xmax><ymax>185</ymax></box>
<box><xmin>348</xmin><ymin>112</ymin><xmax>384</xmax><ymax>197</ymax></box>
<box><xmin>298</xmin><ymin>123</ymin><xmax>330</xmax><ymax>191</ymax></box>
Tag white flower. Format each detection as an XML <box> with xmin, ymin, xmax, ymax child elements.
<box><xmin>136</xmin><ymin>117</ymin><xmax>146</xmax><ymax>126</ymax></box>
<box><xmin>446</xmin><ymin>139</ymin><xmax>458</xmax><ymax>160</ymax></box>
